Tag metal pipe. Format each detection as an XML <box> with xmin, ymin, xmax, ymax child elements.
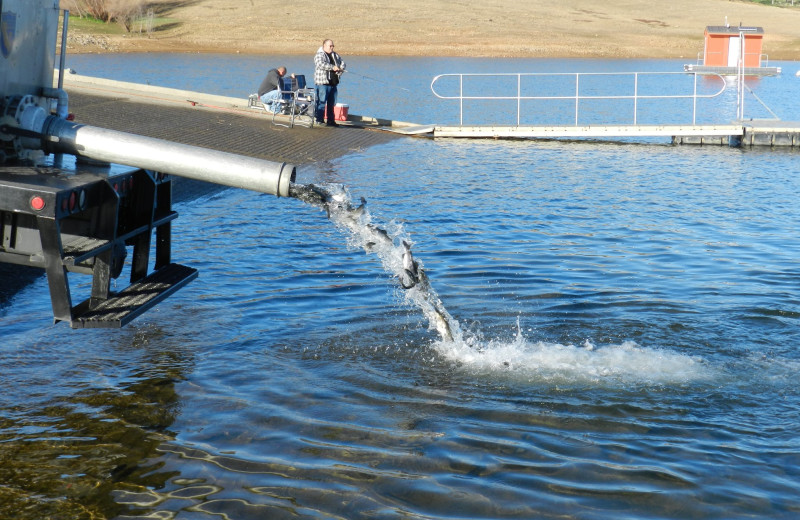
<box><xmin>42</xmin><ymin>117</ymin><xmax>295</xmax><ymax>197</ymax></box>
<box><xmin>58</xmin><ymin>10</ymin><xmax>69</xmax><ymax>92</ymax></box>
<box><xmin>42</xmin><ymin>88</ymin><xmax>69</xmax><ymax>119</ymax></box>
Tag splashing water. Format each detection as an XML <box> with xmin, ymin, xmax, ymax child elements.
<box><xmin>289</xmin><ymin>183</ymin><xmax>709</xmax><ymax>385</ymax></box>
<box><xmin>435</xmin><ymin>319</ymin><xmax>711</xmax><ymax>385</ymax></box>
<box><xmin>290</xmin><ymin>182</ymin><xmax>460</xmax><ymax>343</ymax></box>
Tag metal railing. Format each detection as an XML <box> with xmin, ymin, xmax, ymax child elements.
<box><xmin>430</xmin><ymin>72</ymin><xmax>727</xmax><ymax>126</ymax></box>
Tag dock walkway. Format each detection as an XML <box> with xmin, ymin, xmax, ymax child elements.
<box><xmin>433</xmin><ymin>122</ymin><xmax>800</xmax><ymax>146</ymax></box>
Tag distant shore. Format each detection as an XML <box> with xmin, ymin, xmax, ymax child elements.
<box><xmin>64</xmin><ymin>0</ymin><xmax>800</xmax><ymax>60</ymax></box>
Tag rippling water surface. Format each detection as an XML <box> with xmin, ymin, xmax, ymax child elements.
<box><xmin>1</xmin><ymin>57</ymin><xmax>800</xmax><ymax>519</ymax></box>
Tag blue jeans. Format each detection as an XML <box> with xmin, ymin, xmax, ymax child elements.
<box><xmin>315</xmin><ymin>84</ymin><xmax>337</xmax><ymax>123</ymax></box>
<box><xmin>260</xmin><ymin>89</ymin><xmax>281</xmax><ymax>113</ymax></box>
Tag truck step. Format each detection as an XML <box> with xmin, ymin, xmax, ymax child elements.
<box><xmin>70</xmin><ymin>263</ymin><xmax>198</xmax><ymax>329</ymax></box>
<box><xmin>62</xmin><ymin>236</ymin><xmax>112</xmax><ymax>265</ymax></box>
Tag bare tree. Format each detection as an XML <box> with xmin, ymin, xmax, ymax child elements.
<box><xmin>60</xmin><ymin>0</ymin><xmax>149</xmax><ymax>32</ymax></box>
<box><xmin>109</xmin><ymin>0</ymin><xmax>146</xmax><ymax>32</ymax></box>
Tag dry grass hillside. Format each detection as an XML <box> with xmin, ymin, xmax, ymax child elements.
<box><xmin>66</xmin><ymin>0</ymin><xmax>800</xmax><ymax>59</ymax></box>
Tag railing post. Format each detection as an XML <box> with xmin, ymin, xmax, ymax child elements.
<box><xmin>575</xmin><ymin>74</ymin><xmax>580</xmax><ymax>126</ymax></box>
<box><xmin>737</xmin><ymin>32</ymin><xmax>745</xmax><ymax>121</ymax></box>
<box><xmin>633</xmin><ymin>73</ymin><xmax>638</xmax><ymax>125</ymax></box>
<box><xmin>692</xmin><ymin>73</ymin><xmax>698</xmax><ymax>124</ymax></box>
<box><xmin>459</xmin><ymin>74</ymin><xmax>464</xmax><ymax>126</ymax></box>
<box><xmin>517</xmin><ymin>74</ymin><xmax>521</xmax><ymax>126</ymax></box>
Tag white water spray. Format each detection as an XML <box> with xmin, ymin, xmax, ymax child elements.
<box><xmin>434</xmin><ymin>319</ymin><xmax>711</xmax><ymax>385</ymax></box>
<box><xmin>290</xmin><ymin>183</ymin><xmax>709</xmax><ymax>384</ymax></box>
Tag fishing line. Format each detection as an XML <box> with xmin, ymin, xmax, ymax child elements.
<box><xmin>742</xmin><ymin>82</ymin><xmax>781</xmax><ymax>120</ymax></box>
<box><xmin>343</xmin><ymin>70</ymin><xmax>411</xmax><ymax>93</ymax></box>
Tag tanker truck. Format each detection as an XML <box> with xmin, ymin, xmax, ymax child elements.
<box><xmin>0</xmin><ymin>1</ymin><xmax>296</xmax><ymax>328</ymax></box>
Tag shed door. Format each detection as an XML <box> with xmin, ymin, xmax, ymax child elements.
<box><xmin>727</xmin><ymin>36</ymin><xmax>741</xmax><ymax>67</ymax></box>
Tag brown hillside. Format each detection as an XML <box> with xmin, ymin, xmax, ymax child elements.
<box><xmin>66</xmin><ymin>0</ymin><xmax>800</xmax><ymax>59</ymax></box>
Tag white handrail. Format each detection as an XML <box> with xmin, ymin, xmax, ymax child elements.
<box><xmin>430</xmin><ymin>72</ymin><xmax>727</xmax><ymax>126</ymax></box>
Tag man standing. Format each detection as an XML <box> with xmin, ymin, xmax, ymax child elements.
<box><xmin>314</xmin><ymin>39</ymin><xmax>346</xmax><ymax>126</ymax></box>
<box><xmin>258</xmin><ymin>66</ymin><xmax>288</xmax><ymax>113</ymax></box>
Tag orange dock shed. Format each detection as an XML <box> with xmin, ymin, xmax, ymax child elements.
<box><xmin>703</xmin><ymin>25</ymin><xmax>764</xmax><ymax>68</ymax></box>
<box><xmin>684</xmin><ymin>24</ymin><xmax>780</xmax><ymax>76</ymax></box>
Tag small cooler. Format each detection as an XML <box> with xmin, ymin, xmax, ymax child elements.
<box><xmin>334</xmin><ymin>103</ymin><xmax>349</xmax><ymax>121</ymax></box>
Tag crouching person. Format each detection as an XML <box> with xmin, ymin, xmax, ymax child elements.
<box><xmin>258</xmin><ymin>66</ymin><xmax>288</xmax><ymax>114</ymax></box>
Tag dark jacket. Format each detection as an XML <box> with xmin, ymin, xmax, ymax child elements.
<box><xmin>258</xmin><ymin>68</ymin><xmax>282</xmax><ymax>97</ymax></box>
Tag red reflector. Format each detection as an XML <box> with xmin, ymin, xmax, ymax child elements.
<box><xmin>69</xmin><ymin>191</ymin><xmax>77</xmax><ymax>211</ymax></box>
<box><xmin>30</xmin><ymin>196</ymin><xmax>46</xmax><ymax>211</ymax></box>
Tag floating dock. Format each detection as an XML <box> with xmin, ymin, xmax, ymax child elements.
<box><xmin>433</xmin><ymin>124</ymin><xmax>743</xmax><ymax>139</ymax></box>
<box><xmin>431</xmin><ymin>123</ymin><xmax>800</xmax><ymax>147</ymax></box>
<box><xmin>739</xmin><ymin>121</ymin><xmax>800</xmax><ymax>147</ymax></box>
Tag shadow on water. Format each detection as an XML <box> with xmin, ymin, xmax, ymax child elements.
<box><xmin>0</xmin><ymin>264</ymin><xmax>40</xmax><ymax>307</ymax></box>
<box><xmin>0</xmin><ymin>172</ymin><xmax>226</xmax><ymax>517</ymax></box>
<box><xmin>0</xmin><ymin>319</ymin><xmax>192</xmax><ymax>519</ymax></box>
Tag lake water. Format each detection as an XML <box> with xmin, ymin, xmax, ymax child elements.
<box><xmin>1</xmin><ymin>55</ymin><xmax>800</xmax><ymax>519</ymax></box>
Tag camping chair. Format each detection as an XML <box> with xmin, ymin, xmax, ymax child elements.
<box><xmin>271</xmin><ymin>75</ymin><xmax>315</xmax><ymax>128</ymax></box>
<box><xmin>292</xmin><ymin>75</ymin><xmax>316</xmax><ymax>128</ymax></box>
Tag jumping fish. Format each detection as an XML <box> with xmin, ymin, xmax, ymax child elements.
<box><xmin>365</xmin><ymin>224</ymin><xmax>393</xmax><ymax>251</ymax></box>
<box><xmin>399</xmin><ymin>241</ymin><xmax>419</xmax><ymax>289</ymax></box>
<box><xmin>430</xmin><ymin>299</ymin><xmax>455</xmax><ymax>343</ymax></box>
<box><xmin>289</xmin><ymin>182</ymin><xmax>457</xmax><ymax>343</ymax></box>
<box><xmin>288</xmin><ymin>183</ymin><xmax>326</xmax><ymax>205</ymax></box>
<box><xmin>413</xmin><ymin>267</ymin><xmax>455</xmax><ymax>342</ymax></box>
<box><xmin>343</xmin><ymin>197</ymin><xmax>367</xmax><ymax>225</ymax></box>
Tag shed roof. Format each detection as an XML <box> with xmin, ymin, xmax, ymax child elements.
<box><xmin>705</xmin><ymin>26</ymin><xmax>764</xmax><ymax>35</ymax></box>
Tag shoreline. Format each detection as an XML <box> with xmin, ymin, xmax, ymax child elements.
<box><xmin>66</xmin><ymin>37</ymin><xmax>800</xmax><ymax>61</ymax></box>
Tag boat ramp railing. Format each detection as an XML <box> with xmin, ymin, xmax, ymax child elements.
<box><xmin>429</xmin><ymin>72</ymin><xmax>727</xmax><ymax>126</ymax></box>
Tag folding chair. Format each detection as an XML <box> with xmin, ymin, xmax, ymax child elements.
<box><xmin>268</xmin><ymin>77</ymin><xmax>294</xmax><ymax>127</ymax></box>
<box><xmin>292</xmin><ymin>75</ymin><xmax>316</xmax><ymax>128</ymax></box>
<box><xmin>271</xmin><ymin>75</ymin><xmax>315</xmax><ymax>128</ymax></box>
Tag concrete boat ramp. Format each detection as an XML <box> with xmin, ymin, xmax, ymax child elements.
<box><xmin>61</xmin><ymin>73</ymin><xmax>799</xmax><ymax>151</ymax></box>
<box><xmin>61</xmin><ymin>74</ymin><xmax>405</xmax><ymax>168</ymax></box>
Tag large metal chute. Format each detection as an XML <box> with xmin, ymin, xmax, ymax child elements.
<box><xmin>42</xmin><ymin>117</ymin><xmax>296</xmax><ymax>198</ymax></box>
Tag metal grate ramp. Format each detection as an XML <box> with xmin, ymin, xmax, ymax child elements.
<box><xmin>65</xmin><ymin>91</ymin><xmax>400</xmax><ymax>166</ymax></box>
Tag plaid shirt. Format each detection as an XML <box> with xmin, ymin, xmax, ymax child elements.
<box><xmin>314</xmin><ymin>47</ymin><xmax>346</xmax><ymax>86</ymax></box>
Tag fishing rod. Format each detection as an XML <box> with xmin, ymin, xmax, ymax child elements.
<box><xmin>342</xmin><ymin>70</ymin><xmax>411</xmax><ymax>93</ymax></box>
